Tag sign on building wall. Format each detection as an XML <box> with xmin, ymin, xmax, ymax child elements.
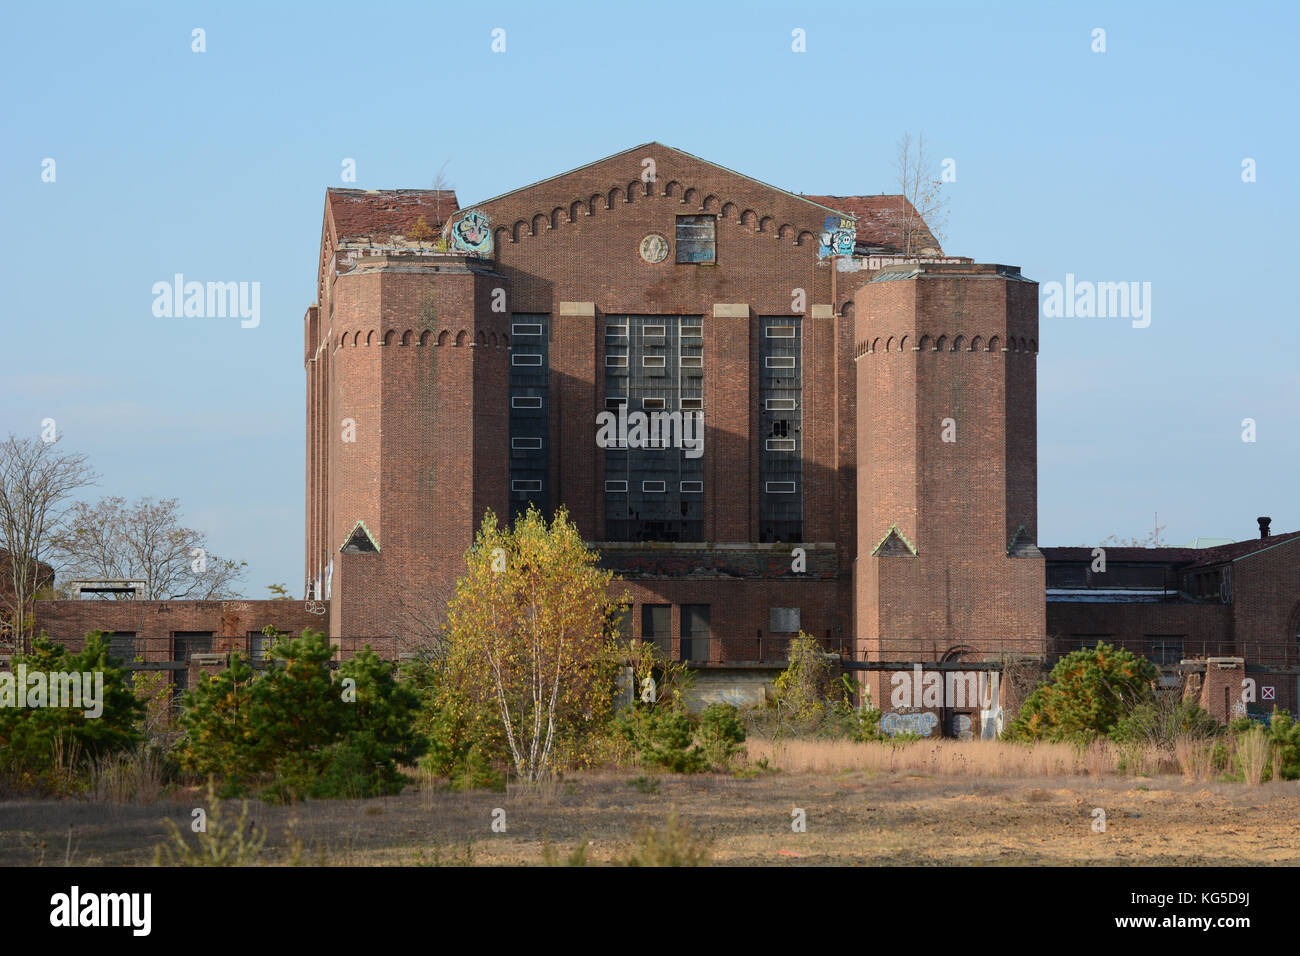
<box><xmin>818</xmin><ymin>215</ymin><xmax>856</xmax><ymax>259</ymax></box>
<box><xmin>447</xmin><ymin>208</ymin><xmax>492</xmax><ymax>257</ymax></box>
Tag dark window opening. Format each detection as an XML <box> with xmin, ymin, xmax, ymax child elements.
<box><xmin>681</xmin><ymin>604</ymin><xmax>710</xmax><ymax>662</ymax></box>
<box><xmin>642</xmin><ymin>604</ymin><xmax>671</xmax><ymax>658</ymax></box>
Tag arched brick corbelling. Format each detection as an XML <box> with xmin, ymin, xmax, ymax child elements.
<box><xmin>682</xmin><ymin>187</ymin><xmax>698</xmax><ymax>206</ymax></box>
<box><xmin>1029</xmin><ymin>338</ymin><xmax>1037</xmax><ymax>353</ymax></box>
<box><xmin>588</xmin><ymin>194</ymin><xmax>602</xmax><ymax>214</ymax></box>
<box><xmin>702</xmin><ymin>194</ymin><xmax>719</xmax><ymax>211</ymax></box>
<box><xmin>476</xmin><ymin>331</ymin><xmax>486</xmax><ymax>347</ymax></box>
<box><xmin>608</xmin><ymin>187</ymin><xmax>622</xmax><ymax>208</ymax></box>
<box><xmin>511</xmin><ymin>220</ymin><xmax>526</xmax><ymax>242</ymax></box>
<box><xmin>778</xmin><ymin>224</ymin><xmax>794</xmax><ymax>239</ymax></box>
<box><xmin>418</xmin><ymin>330</ymin><xmax>431</xmax><ymax>346</ymax></box>
<box><xmin>758</xmin><ymin>215</ymin><xmax>773</xmax><ymax>233</ymax></box>
<box><xmin>382</xmin><ymin>330</ymin><xmax>395</xmax><ymax>346</ymax></box>
<box><xmin>494</xmin><ymin>227</ymin><xmax>509</xmax><ymax>248</ymax></box>
<box><xmin>741</xmin><ymin>209</ymin><xmax>758</xmax><ymax>227</ymax></box>
<box><xmin>569</xmin><ymin>200</ymin><xmax>583</xmax><ymax>222</ymax></box>
<box><xmin>795</xmin><ymin>230</ymin><xmax>814</xmax><ymax>246</ymax></box>
<box><xmin>721</xmin><ymin>202</ymin><xmax>737</xmax><ymax>220</ymax></box>
<box><xmin>918</xmin><ymin>335</ymin><xmax>932</xmax><ymax>351</ymax></box>
<box><xmin>626</xmin><ymin>182</ymin><xmax>639</xmax><ymax>202</ymax></box>
<box><xmin>935</xmin><ymin>335</ymin><xmax>947</xmax><ymax>352</ymax></box>
<box><xmin>952</xmin><ymin>335</ymin><xmax>965</xmax><ymax>351</ymax></box>
<box><xmin>489</xmin><ymin>331</ymin><xmax>498</xmax><ymax>346</ymax></box>
<box><xmin>550</xmin><ymin>208</ymin><xmax>564</xmax><ymax>229</ymax></box>
<box><xmin>898</xmin><ymin>335</ymin><xmax>909</xmax><ymax>351</ymax></box>
<box><xmin>531</xmin><ymin>213</ymin><xmax>546</xmax><ymax>236</ymax></box>
<box><xmin>872</xmin><ymin>336</ymin><xmax>881</xmax><ymax>352</ymax></box>
<box><xmin>366</xmin><ymin>330</ymin><xmax>376</xmax><ymax>346</ymax></box>
<box><xmin>664</xmin><ymin>181</ymin><xmax>681</xmax><ymax>197</ymax></box>
<box><xmin>988</xmin><ymin>335</ymin><xmax>1001</xmax><ymax>352</ymax></box>
<box><xmin>437</xmin><ymin>330</ymin><xmax>449</xmax><ymax>346</ymax></box>
<box><xmin>969</xmin><ymin>335</ymin><xmax>983</xmax><ymax>352</ymax></box>
<box><xmin>455</xmin><ymin>330</ymin><xmax>467</xmax><ymax>346</ymax></box>
<box><xmin>886</xmin><ymin>336</ymin><xmax>895</xmax><ymax>351</ymax></box>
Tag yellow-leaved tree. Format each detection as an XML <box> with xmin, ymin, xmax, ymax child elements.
<box><xmin>445</xmin><ymin>505</ymin><xmax>622</xmax><ymax>782</ymax></box>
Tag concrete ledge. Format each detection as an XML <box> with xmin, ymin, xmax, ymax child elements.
<box><xmin>712</xmin><ymin>303</ymin><xmax>749</xmax><ymax>318</ymax></box>
<box><xmin>559</xmin><ymin>301</ymin><xmax>595</xmax><ymax>317</ymax></box>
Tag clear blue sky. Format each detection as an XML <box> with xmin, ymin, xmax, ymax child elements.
<box><xmin>2</xmin><ymin>0</ymin><xmax>1296</xmax><ymax>595</ymax></box>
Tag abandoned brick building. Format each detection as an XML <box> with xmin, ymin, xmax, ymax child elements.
<box><xmin>26</xmin><ymin>143</ymin><xmax>1300</xmax><ymax>736</ymax></box>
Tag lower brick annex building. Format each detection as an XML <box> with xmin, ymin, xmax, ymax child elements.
<box><xmin>29</xmin><ymin>143</ymin><xmax>1300</xmax><ymax>737</ymax></box>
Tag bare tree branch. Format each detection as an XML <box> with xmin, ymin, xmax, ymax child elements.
<box><xmin>894</xmin><ymin>132</ymin><xmax>949</xmax><ymax>256</ymax></box>
<box><xmin>54</xmin><ymin>495</ymin><xmax>246</xmax><ymax>600</ymax></box>
<box><xmin>0</xmin><ymin>433</ymin><xmax>98</xmax><ymax>651</ymax></box>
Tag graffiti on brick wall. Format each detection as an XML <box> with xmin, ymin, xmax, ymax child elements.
<box><xmin>447</xmin><ymin>209</ymin><xmax>492</xmax><ymax>257</ymax></box>
<box><xmin>881</xmin><ymin>711</ymin><xmax>939</xmax><ymax>737</ymax></box>
<box><xmin>818</xmin><ymin>215</ymin><xmax>856</xmax><ymax>259</ymax></box>
<box><xmin>305</xmin><ymin>601</ymin><xmax>327</xmax><ymax>615</ymax></box>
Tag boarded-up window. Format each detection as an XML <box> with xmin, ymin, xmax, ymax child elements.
<box><xmin>770</xmin><ymin>607</ymin><xmax>801</xmax><ymax>633</ymax></box>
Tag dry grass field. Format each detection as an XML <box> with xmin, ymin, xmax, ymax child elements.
<box><xmin>3</xmin><ymin>738</ymin><xmax>1299</xmax><ymax>866</ymax></box>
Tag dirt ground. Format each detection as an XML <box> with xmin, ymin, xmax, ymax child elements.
<box><xmin>3</xmin><ymin>770</ymin><xmax>1299</xmax><ymax>866</ymax></box>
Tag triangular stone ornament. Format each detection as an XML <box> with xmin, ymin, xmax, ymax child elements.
<box><xmin>1006</xmin><ymin>525</ymin><xmax>1042</xmax><ymax>558</ymax></box>
<box><xmin>871</xmin><ymin>525</ymin><xmax>917</xmax><ymax>557</ymax></box>
<box><xmin>340</xmin><ymin>520</ymin><xmax>379</xmax><ymax>554</ymax></box>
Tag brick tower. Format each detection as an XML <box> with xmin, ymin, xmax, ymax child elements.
<box><xmin>851</xmin><ymin>263</ymin><xmax>1045</xmax><ymax>700</ymax></box>
<box><xmin>305</xmin><ymin>191</ymin><xmax>510</xmax><ymax>652</ymax></box>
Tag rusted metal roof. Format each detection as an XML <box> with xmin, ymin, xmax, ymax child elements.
<box><xmin>327</xmin><ymin>188</ymin><xmax>459</xmax><ymax>240</ymax></box>
<box><xmin>1043</xmin><ymin>530</ymin><xmax>1300</xmax><ymax>570</ymax></box>
<box><xmin>803</xmin><ymin>194</ymin><xmax>943</xmax><ymax>255</ymax></box>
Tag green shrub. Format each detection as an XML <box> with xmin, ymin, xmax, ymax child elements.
<box><xmin>1267</xmin><ymin>710</ymin><xmax>1300</xmax><ymax>780</ymax></box>
<box><xmin>405</xmin><ymin>655</ymin><xmax>509</xmax><ymax>789</ymax></box>
<box><xmin>696</xmin><ymin>703</ymin><xmax>747</xmax><ymax>770</ymax></box>
<box><xmin>1111</xmin><ymin>695</ymin><xmax>1221</xmax><ymax>746</ymax></box>
<box><xmin>176</xmin><ymin>630</ymin><xmax>423</xmax><ymax>800</ymax></box>
<box><xmin>615</xmin><ymin>706</ymin><xmax>707</xmax><ymax>773</ymax></box>
<box><xmin>0</xmin><ymin>632</ymin><xmax>143</xmax><ymax>794</ymax></box>
<box><xmin>1006</xmin><ymin>643</ymin><xmax>1157</xmax><ymax>743</ymax></box>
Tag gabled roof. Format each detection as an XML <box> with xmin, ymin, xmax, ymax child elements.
<box><xmin>319</xmin><ymin>142</ymin><xmax>942</xmax><ymax>257</ymax></box>
<box><xmin>467</xmin><ymin>141</ymin><xmax>851</xmax><ymax>216</ymax></box>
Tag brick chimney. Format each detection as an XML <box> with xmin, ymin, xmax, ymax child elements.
<box><xmin>1257</xmin><ymin>516</ymin><xmax>1271</xmax><ymax>539</ymax></box>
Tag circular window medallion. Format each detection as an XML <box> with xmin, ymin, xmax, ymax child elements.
<box><xmin>639</xmin><ymin>233</ymin><xmax>669</xmax><ymax>264</ymax></box>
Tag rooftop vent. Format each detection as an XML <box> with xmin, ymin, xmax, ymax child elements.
<box><xmin>1257</xmin><ymin>516</ymin><xmax>1271</xmax><ymax>540</ymax></box>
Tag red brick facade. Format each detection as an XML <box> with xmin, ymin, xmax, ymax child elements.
<box><xmin>24</xmin><ymin>143</ymin><xmax>1298</xmax><ymax>737</ymax></box>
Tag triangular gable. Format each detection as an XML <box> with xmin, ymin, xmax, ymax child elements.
<box><xmin>340</xmin><ymin>520</ymin><xmax>379</xmax><ymax>554</ymax></box>
<box><xmin>872</xmin><ymin>525</ymin><xmax>917</xmax><ymax>557</ymax></box>
<box><xmin>467</xmin><ymin>141</ymin><xmax>847</xmax><ymax>218</ymax></box>
<box><xmin>1007</xmin><ymin>526</ymin><xmax>1042</xmax><ymax>558</ymax></box>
